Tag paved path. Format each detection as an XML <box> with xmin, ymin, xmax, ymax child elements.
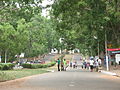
<box><xmin>43</xmin><ymin>54</ymin><xmax>56</xmax><ymax>63</ymax></box>
<box><xmin>1</xmin><ymin>54</ymin><xmax>120</xmax><ymax>90</ymax></box>
<box><xmin>1</xmin><ymin>69</ymin><xmax>120</xmax><ymax>90</ymax></box>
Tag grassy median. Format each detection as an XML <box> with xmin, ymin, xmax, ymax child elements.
<box><xmin>0</xmin><ymin>68</ymin><xmax>49</xmax><ymax>82</ymax></box>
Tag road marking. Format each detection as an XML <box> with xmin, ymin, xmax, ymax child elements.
<box><xmin>69</xmin><ymin>84</ymin><xmax>74</xmax><ymax>87</ymax></box>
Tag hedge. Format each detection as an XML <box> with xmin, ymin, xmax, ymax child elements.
<box><xmin>0</xmin><ymin>63</ymin><xmax>15</xmax><ymax>70</ymax></box>
<box><xmin>22</xmin><ymin>62</ymin><xmax>56</xmax><ymax>69</ymax></box>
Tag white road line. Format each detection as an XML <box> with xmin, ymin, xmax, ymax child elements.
<box><xmin>69</xmin><ymin>84</ymin><xmax>75</xmax><ymax>87</ymax></box>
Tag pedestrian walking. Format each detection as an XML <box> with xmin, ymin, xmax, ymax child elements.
<box><xmin>86</xmin><ymin>62</ymin><xmax>90</xmax><ymax>70</ymax></box>
<box><xmin>70</xmin><ymin>62</ymin><xmax>72</xmax><ymax>68</ymax></box>
<box><xmin>57</xmin><ymin>58</ymin><xmax>61</xmax><ymax>71</ymax></box>
<box><xmin>90</xmin><ymin>59</ymin><xmax>94</xmax><ymax>72</ymax></box>
<box><xmin>63</xmin><ymin>59</ymin><xmax>67</xmax><ymax>71</ymax></box>
<box><xmin>81</xmin><ymin>61</ymin><xmax>84</xmax><ymax>69</ymax></box>
<box><xmin>61</xmin><ymin>59</ymin><xmax>64</xmax><ymax>71</ymax></box>
<box><xmin>95</xmin><ymin>59</ymin><xmax>99</xmax><ymax>72</ymax></box>
<box><xmin>83</xmin><ymin>61</ymin><xmax>87</xmax><ymax>69</ymax></box>
<box><xmin>73</xmin><ymin>62</ymin><xmax>76</xmax><ymax>68</ymax></box>
<box><xmin>75</xmin><ymin>61</ymin><xmax>77</xmax><ymax>68</ymax></box>
<box><xmin>98</xmin><ymin>58</ymin><xmax>102</xmax><ymax>66</ymax></box>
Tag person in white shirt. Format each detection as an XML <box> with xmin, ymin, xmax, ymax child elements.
<box><xmin>98</xmin><ymin>58</ymin><xmax>102</xmax><ymax>66</ymax></box>
<box><xmin>90</xmin><ymin>60</ymin><xmax>94</xmax><ymax>72</ymax></box>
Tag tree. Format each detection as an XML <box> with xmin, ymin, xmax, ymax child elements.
<box><xmin>52</xmin><ymin>0</ymin><xmax>120</xmax><ymax>56</ymax></box>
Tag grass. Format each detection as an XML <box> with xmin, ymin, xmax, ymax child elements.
<box><xmin>0</xmin><ymin>68</ymin><xmax>49</xmax><ymax>82</ymax></box>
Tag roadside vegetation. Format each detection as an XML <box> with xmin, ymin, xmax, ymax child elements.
<box><xmin>0</xmin><ymin>61</ymin><xmax>56</xmax><ymax>82</ymax></box>
<box><xmin>0</xmin><ymin>69</ymin><xmax>48</xmax><ymax>82</ymax></box>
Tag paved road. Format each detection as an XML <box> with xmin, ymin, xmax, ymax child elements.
<box><xmin>42</xmin><ymin>54</ymin><xmax>56</xmax><ymax>63</ymax></box>
<box><xmin>1</xmin><ymin>69</ymin><xmax>120</xmax><ymax>90</ymax></box>
<box><xmin>73</xmin><ymin>54</ymin><xmax>82</xmax><ymax>65</ymax></box>
<box><xmin>1</xmin><ymin>54</ymin><xmax>120</xmax><ymax>90</ymax></box>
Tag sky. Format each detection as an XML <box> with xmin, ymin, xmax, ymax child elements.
<box><xmin>41</xmin><ymin>0</ymin><xmax>54</xmax><ymax>17</ymax></box>
<box><xmin>15</xmin><ymin>0</ymin><xmax>54</xmax><ymax>17</ymax></box>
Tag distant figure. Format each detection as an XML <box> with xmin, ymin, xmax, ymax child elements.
<box><xmin>95</xmin><ymin>60</ymin><xmax>99</xmax><ymax>72</ymax></box>
<box><xmin>98</xmin><ymin>58</ymin><xmax>102</xmax><ymax>66</ymax></box>
<box><xmin>57</xmin><ymin>58</ymin><xmax>61</xmax><ymax>71</ymax></box>
<box><xmin>63</xmin><ymin>59</ymin><xmax>67</xmax><ymax>71</ymax></box>
<box><xmin>90</xmin><ymin>60</ymin><xmax>94</xmax><ymax>72</ymax></box>
<box><xmin>73</xmin><ymin>61</ymin><xmax>77</xmax><ymax>68</ymax></box>
<box><xmin>73</xmin><ymin>62</ymin><xmax>76</xmax><ymax>68</ymax></box>
<box><xmin>83</xmin><ymin>61</ymin><xmax>87</xmax><ymax>69</ymax></box>
<box><xmin>86</xmin><ymin>62</ymin><xmax>90</xmax><ymax>70</ymax></box>
<box><xmin>61</xmin><ymin>59</ymin><xmax>64</xmax><ymax>71</ymax></box>
<box><xmin>81</xmin><ymin>61</ymin><xmax>84</xmax><ymax>69</ymax></box>
<box><xmin>70</xmin><ymin>62</ymin><xmax>72</xmax><ymax>68</ymax></box>
<box><xmin>75</xmin><ymin>61</ymin><xmax>77</xmax><ymax>68</ymax></box>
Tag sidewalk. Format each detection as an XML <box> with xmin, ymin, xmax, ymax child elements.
<box><xmin>101</xmin><ymin>65</ymin><xmax>120</xmax><ymax>77</ymax></box>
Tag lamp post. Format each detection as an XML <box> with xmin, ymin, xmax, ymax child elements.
<box><xmin>105</xmin><ymin>30</ymin><xmax>109</xmax><ymax>71</ymax></box>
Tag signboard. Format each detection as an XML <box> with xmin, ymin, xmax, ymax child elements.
<box><xmin>115</xmin><ymin>54</ymin><xmax>120</xmax><ymax>64</ymax></box>
<box><xmin>108</xmin><ymin>51</ymin><xmax>120</xmax><ymax>55</ymax></box>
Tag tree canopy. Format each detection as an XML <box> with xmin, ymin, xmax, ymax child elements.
<box><xmin>0</xmin><ymin>0</ymin><xmax>120</xmax><ymax>62</ymax></box>
<box><xmin>52</xmin><ymin>0</ymin><xmax>120</xmax><ymax>56</ymax></box>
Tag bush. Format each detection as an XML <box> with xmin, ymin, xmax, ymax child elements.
<box><xmin>42</xmin><ymin>64</ymin><xmax>48</xmax><ymax>68</ymax></box>
<box><xmin>21</xmin><ymin>61</ymin><xmax>56</xmax><ymax>69</ymax></box>
<box><xmin>21</xmin><ymin>63</ymin><xmax>32</xmax><ymax>68</ymax></box>
<box><xmin>0</xmin><ymin>65</ymin><xmax>3</xmax><ymax>70</ymax></box>
<box><xmin>2</xmin><ymin>64</ymin><xmax>9</xmax><ymax>70</ymax></box>
<box><xmin>0</xmin><ymin>63</ymin><xmax>15</xmax><ymax>70</ymax></box>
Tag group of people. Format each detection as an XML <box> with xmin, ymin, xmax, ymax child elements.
<box><xmin>57</xmin><ymin>58</ymin><xmax>68</xmax><ymax>71</ymax></box>
<box><xmin>57</xmin><ymin>58</ymin><xmax>102</xmax><ymax>72</ymax></box>
<box><xmin>81</xmin><ymin>58</ymin><xmax>102</xmax><ymax>72</ymax></box>
<box><xmin>70</xmin><ymin>61</ymin><xmax>77</xmax><ymax>68</ymax></box>
<box><xmin>57</xmin><ymin>58</ymin><xmax>78</xmax><ymax>71</ymax></box>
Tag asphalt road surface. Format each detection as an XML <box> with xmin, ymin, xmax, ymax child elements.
<box><xmin>1</xmin><ymin>69</ymin><xmax>120</xmax><ymax>90</ymax></box>
<box><xmin>1</xmin><ymin>54</ymin><xmax>120</xmax><ymax>90</ymax></box>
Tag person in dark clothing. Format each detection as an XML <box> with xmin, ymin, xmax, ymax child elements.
<box><xmin>57</xmin><ymin>58</ymin><xmax>61</xmax><ymax>71</ymax></box>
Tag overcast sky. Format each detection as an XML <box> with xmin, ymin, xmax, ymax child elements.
<box><xmin>41</xmin><ymin>0</ymin><xmax>54</xmax><ymax>17</ymax></box>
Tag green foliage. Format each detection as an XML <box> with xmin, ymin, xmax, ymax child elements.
<box><xmin>0</xmin><ymin>0</ymin><xmax>62</xmax><ymax>62</ymax></box>
<box><xmin>0</xmin><ymin>63</ymin><xmax>15</xmax><ymax>70</ymax></box>
<box><xmin>0</xmin><ymin>69</ymin><xmax>47</xmax><ymax>82</ymax></box>
<box><xmin>52</xmin><ymin>0</ymin><xmax>120</xmax><ymax>56</ymax></box>
<box><xmin>22</xmin><ymin>62</ymin><xmax>56</xmax><ymax>69</ymax></box>
<box><xmin>21</xmin><ymin>63</ymin><xmax>32</xmax><ymax>68</ymax></box>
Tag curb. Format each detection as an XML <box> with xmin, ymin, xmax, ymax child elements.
<box><xmin>101</xmin><ymin>70</ymin><xmax>117</xmax><ymax>76</ymax></box>
<box><xmin>47</xmin><ymin>70</ymin><xmax>55</xmax><ymax>72</ymax></box>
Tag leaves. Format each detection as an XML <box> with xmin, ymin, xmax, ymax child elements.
<box><xmin>52</xmin><ymin>0</ymin><xmax>120</xmax><ymax>56</ymax></box>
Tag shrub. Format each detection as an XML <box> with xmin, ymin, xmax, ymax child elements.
<box><xmin>22</xmin><ymin>61</ymin><xmax>56</xmax><ymax>69</ymax></box>
<box><xmin>0</xmin><ymin>63</ymin><xmax>15</xmax><ymax>70</ymax></box>
<box><xmin>42</xmin><ymin>64</ymin><xmax>48</xmax><ymax>68</ymax></box>
<box><xmin>21</xmin><ymin>63</ymin><xmax>32</xmax><ymax>68</ymax></box>
<box><xmin>2</xmin><ymin>64</ymin><xmax>9</xmax><ymax>70</ymax></box>
<box><xmin>0</xmin><ymin>65</ymin><xmax>3</xmax><ymax>70</ymax></box>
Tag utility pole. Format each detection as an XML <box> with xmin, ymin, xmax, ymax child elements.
<box><xmin>105</xmin><ymin>30</ymin><xmax>109</xmax><ymax>71</ymax></box>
